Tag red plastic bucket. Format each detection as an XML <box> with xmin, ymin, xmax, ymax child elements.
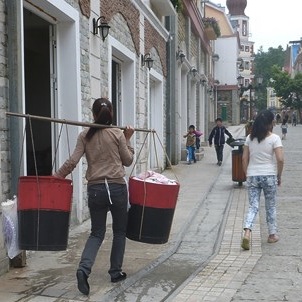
<box><xmin>126</xmin><ymin>177</ymin><xmax>180</xmax><ymax>244</ymax></box>
<box><xmin>18</xmin><ymin>176</ymin><xmax>73</xmax><ymax>251</ymax></box>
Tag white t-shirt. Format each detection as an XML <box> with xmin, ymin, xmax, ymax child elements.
<box><xmin>245</xmin><ymin>133</ymin><xmax>283</xmax><ymax>177</ymax></box>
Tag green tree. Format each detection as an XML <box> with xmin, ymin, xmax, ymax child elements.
<box><xmin>271</xmin><ymin>66</ymin><xmax>302</xmax><ymax>121</ymax></box>
<box><xmin>270</xmin><ymin>65</ymin><xmax>291</xmax><ymax>100</ymax></box>
<box><xmin>254</xmin><ymin>46</ymin><xmax>285</xmax><ymax>87</ymax></box>
<box><xmin>170</xmin><ymin>0</ymin><xmax>183</xmax><ymax>12</ymax></box>
<box><xmin>253</xmin><ymin>46</ymin><xmax>286</xmax><ymax>111</ymax></box>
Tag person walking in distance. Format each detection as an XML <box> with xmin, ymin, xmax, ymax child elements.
<box><xmin>291</xmin><ymin>111</ymin><xmax>297</xmax><ymax>126</ymax></box>
<box><xmin>183</xmin><ymin>125</ymin><xmax>196</xmax><ymax>164</ymax></box>
<box><xmin>275</xmin><ymin>113</ymin><xmax>281</xmax><ymax>125</ymax></box>
<box><xmin>208</xmin><ymin>117</ymin><xmax>233</xmax><ymax>166</ymax></box>
<box><xmin>54</xmin><ymin>98</ymin><xmax>134</xmax><ymax>295</ymax></box>
<box><xmin>190</xmin><ymin>125</ymin><xmax>203</xmax><ymax>151</ymax></box>
<box><xmin>241</xmin><ymin>110</ymin><xmax>284</xmax><ymax>250</ymax></box>
<box><xmin>281</xmin><ymin>118</ymin><xmax>288</xmax><ymax>140</ymax></box>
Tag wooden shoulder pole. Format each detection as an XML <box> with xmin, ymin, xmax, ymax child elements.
<box><xmin>6</xmin><ymin>112</ymin><xmax>155</xmax><ymax>133</ymax></box>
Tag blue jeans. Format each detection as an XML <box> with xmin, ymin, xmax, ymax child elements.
<box><xmin>186</xmin><ymin>146</ymin><xmax>195</xmax><ymax>162</ymax></box>
<box><xmin>244</xmin><ymin>175</ymin><xmax>277</xmax><ymax>235</ymax></box>
<box><xmin>78</xmin><ymin>183</ymin><xmax>128</xmax><ymax>278</ymax></box>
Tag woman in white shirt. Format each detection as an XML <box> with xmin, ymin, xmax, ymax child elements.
<box><xmin>241</xmin><ymin>110</ymin><xmax>284</xmax><ymax>250</ymax></box>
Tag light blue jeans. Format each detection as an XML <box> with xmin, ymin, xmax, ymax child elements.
<box><xmin>244</xmin><ymin>175</ymin><xmax>278</xmax><ymax>235</ymax></box>
<box><xmin>186</xmin><ymin>146</ymin><xmax>195</xmax><ymax>162</ymax></box>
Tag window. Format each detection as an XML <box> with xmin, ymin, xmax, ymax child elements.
<box><xmin>241</xmin><ymin>44</ymin><xmax>244</xmax><ymax>51</ymax></box>
<box><xmin>231</xmin><ymin>20</ymin><xmax>238</xmax><ymax>29</ymax></box>
<box><xmin>244</xmin><ymin>61</ymin><xmax>250</xmax><ymax>70</ymax></box>
<box><xmin>244</xmin><ymin>79</ymin><xmax>249</xmax><ymax>87</ymax></box>
<box><xmin>245</xmin><ymin>46</ymin><xmax>249</xmax><ymax>52</ymax></box>
<box><xmin>242</xmin><ymin>20</ymin><xmax>247</xmax><ymax>36</ymax></box>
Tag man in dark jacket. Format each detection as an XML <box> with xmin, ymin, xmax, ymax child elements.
<box><xmin>208</xmin><ymin>117</ymin><xmax>233</xmax><ymax>166</ymax></box>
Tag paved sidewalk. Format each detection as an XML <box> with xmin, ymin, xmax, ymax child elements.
<box><xmin>0</xmin><ymin>124</ymin><xmax>243</xmax><ymax>301</ymax></box>
<box><xmin>168</xmin><ymin>175</ymin><xmax>262</xmax><ymax>301</ymax></box>
<box><xmin>6</xmin><ymin>122</ymin><xmax>301</xmax><ymax>302</ymax></box>
<box><xmin>232</xmin><ymin>123</ymin><xmax>302</xmax><ymax>302</ymax></box>
<box><xmin>170</xmin><ymin>124</ymin><xmax>302</xmax><ymax>301</ymax></box>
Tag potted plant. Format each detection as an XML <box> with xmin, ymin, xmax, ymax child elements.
<box><xmin>202</xmin><ymin>17</ymin><xmax>221</xmax><ymax>39</ymax></box>
<box><xmin>170</xmin><ymin>0</ymin><xmax>183</xmax><ymax>12</ymax></box>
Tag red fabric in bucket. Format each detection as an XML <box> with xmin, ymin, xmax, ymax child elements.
<box><xmin>18</xmin><ymin>176</ymin><xmax>73</xmax><ymax>212</ymax></box>
<box><xmin>129</xmin><ymin>177</ymin><xmax>180</xmax><ymax>209</ymax></box>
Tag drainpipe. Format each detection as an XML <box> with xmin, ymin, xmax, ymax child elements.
<box><xmin>165</xmin><ymin>15</ymin><xmax>178</xmax><ymax>165</ymax></box>
<box><xmin>5</xmin><ymin>0</ymin><xmax>27</xmax><ymax>269</ymax></box>
<box><xmin>7</xmin><ymin>0</ymin><xmax>24</xmax><ymax>194</ymax></box>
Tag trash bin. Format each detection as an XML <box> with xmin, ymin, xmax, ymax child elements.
<box><xmin>230</xmin><ymin>139</ymin><xmax>246</xmax><ymax>186</ymax></box>
<box><xmin>18</xmin><ymin>176</ymin><xmax>73</xmax><ymax>251</ymax></box>
<box><xmin>126</xmin><ymin>177</ymin><xmax>180</xmax><ymax>244</ymax></box>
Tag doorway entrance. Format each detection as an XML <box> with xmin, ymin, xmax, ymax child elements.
<box><xmin>149</xmin><ymin>76</ymin><xmax>164</xmax><ymax>170</ymax></box>
<box><xmin>221</xmin><ymin>105</ymin><xmax>227</xmax><ymax>121</ymax></box>
<box><xmin>112</xmin><ymin>60</ymin><xmax>122</xmax><ymax>126</ymax></box>
<box><xmin>23</xmin><ymin>8</ymin><xmax>55</xmax><ymax>175</ymax></box>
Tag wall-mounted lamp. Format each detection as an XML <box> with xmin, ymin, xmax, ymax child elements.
<box><xmin>141</xmin><ymin>53</ymin><xmax>154</xmax><ymax>70</ymax></box>
<box><xmin>191</xmin><ymin>67</ymin><xmax>198</xmax><ymax>77</ymax></box>
<box><xmin>214</xmin><ymin>79</ymin><xmax>220</xmax><ymax>85</ymax></box>
<box><xmin>201</xmin><ymin>79</ymin><xmax>207</xmax><ymax>86</ymax></box>
<box><xmin>212</xmin><ymin>54</ymin><xmax>220</xmax><ymax>62</ymax></box>
<box><xmin>93</xmin><ymin>16</ymin><xmax>110</xmax><ymax>41</ymax></box>
<box><xmin>207</xmin><ymin>86</ymin><xmax>214</xmax><ymax>93</ymax></box>
<box><xmin>176</xmin><ymin>49</ymin><xmax>186</xmax><ymax>63</ymax></box>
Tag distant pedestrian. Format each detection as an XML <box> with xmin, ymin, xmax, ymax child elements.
<box><xmin>241</xmin><ymin>110</ymin><xmax>284</xmax><ymax>250</ymax></box>
<box><xmin>208</xmin><ymin>117</ymin><xmax>233</xmax><ymax>166</ymax></box>
<box><xmin>183</xmin><ymin>125</ymin><xmax>196</xmax><ymax>164</ymax></box>
<box><xmin>191</xmin><ymin>125</ymin><xmax>203</xmax><ymax>150</ymax></box>
<box><xmin>292</xmin><ymin>111</ymin><xmax>297</xmax><ymax>126</ymax></box>
<box><xmin>275</xmin><ymin>113</ymin><xmax>281</xmax><ymax>125</ymax></box>
<box><xmin>281</xmin><ymin>119</ymin><xmax>288</xmax><ymax>140</ymax></box>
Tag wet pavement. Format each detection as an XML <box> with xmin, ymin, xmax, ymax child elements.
<box><xmin>0</xmin><ymin>123</ymin><xmax>301</xmax><ymax>301</ymax></box>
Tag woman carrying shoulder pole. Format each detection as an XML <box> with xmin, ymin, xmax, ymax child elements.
<box><xmin>54</xmin><ymin>98</ymin><xmax>134</xmax><ymax>295</ymax></box>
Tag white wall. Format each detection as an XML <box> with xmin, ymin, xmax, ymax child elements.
<box><xmin>215</xmin><ymin>36</ymin><xmax>238</xmax><ymax>86</ymax></box>
<box><xmin>23</xmin><ymin>0</ymin><xmax>82</xmax><ymax>223</ymax></box>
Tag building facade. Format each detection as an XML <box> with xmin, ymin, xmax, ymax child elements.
<box><xmin>206</xmin><ymin>1</ymin><xmax>240</xmax><ymax>125</ymax></box>
<box><xmin>0</xmin><ymin>0</ymin><xmax>246</xmax><ymax>275</ymax></box>
<box><xmin>175</xmin><ymin>0</ymin><xmax>213</xmax><ymax>161</ymax></box>
<box><xmin>226</xmin><ymin>0</ymin><xmax>255</xmax><ymax>123</ymax></box>
<box><xmin>0</xmin><ymin>0</ymin><xmax>176</xmax><ymax>274</ymax></box>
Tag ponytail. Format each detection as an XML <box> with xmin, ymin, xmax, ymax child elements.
<box><xmin>86</xmin><ymin>98</ymin><xmax>113</xmax><ymax>141</ymax></box>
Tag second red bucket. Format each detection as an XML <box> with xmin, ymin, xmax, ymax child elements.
<box><xmin>126</xmin><ymin>177</ymin><xmax>180</xmax><ymax>244</ymax></box>
<box><xmin>18</xmin><ymin>176</ymin><xmax>73</xmax><ymax>251</ymax></box>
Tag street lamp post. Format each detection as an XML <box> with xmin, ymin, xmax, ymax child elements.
<box><xmin>249</xmin><ymin>88</ymin><xmax>253</xmax><ymax>121</ymax></box>
<box><xmin>237</xmin><ymin>76</ymin><xmax>263</xmax><ymax>121</ymax></box>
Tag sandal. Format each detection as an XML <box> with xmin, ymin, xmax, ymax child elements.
<box><xmin>241</xmin><ymin>236</ymin><xmax>250</xmax><ymax>250</ymax></box>
<box><xmin>267</xmin><ymin>234</ymin><xmax>279</xmax><ymax>243</ymax></box>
